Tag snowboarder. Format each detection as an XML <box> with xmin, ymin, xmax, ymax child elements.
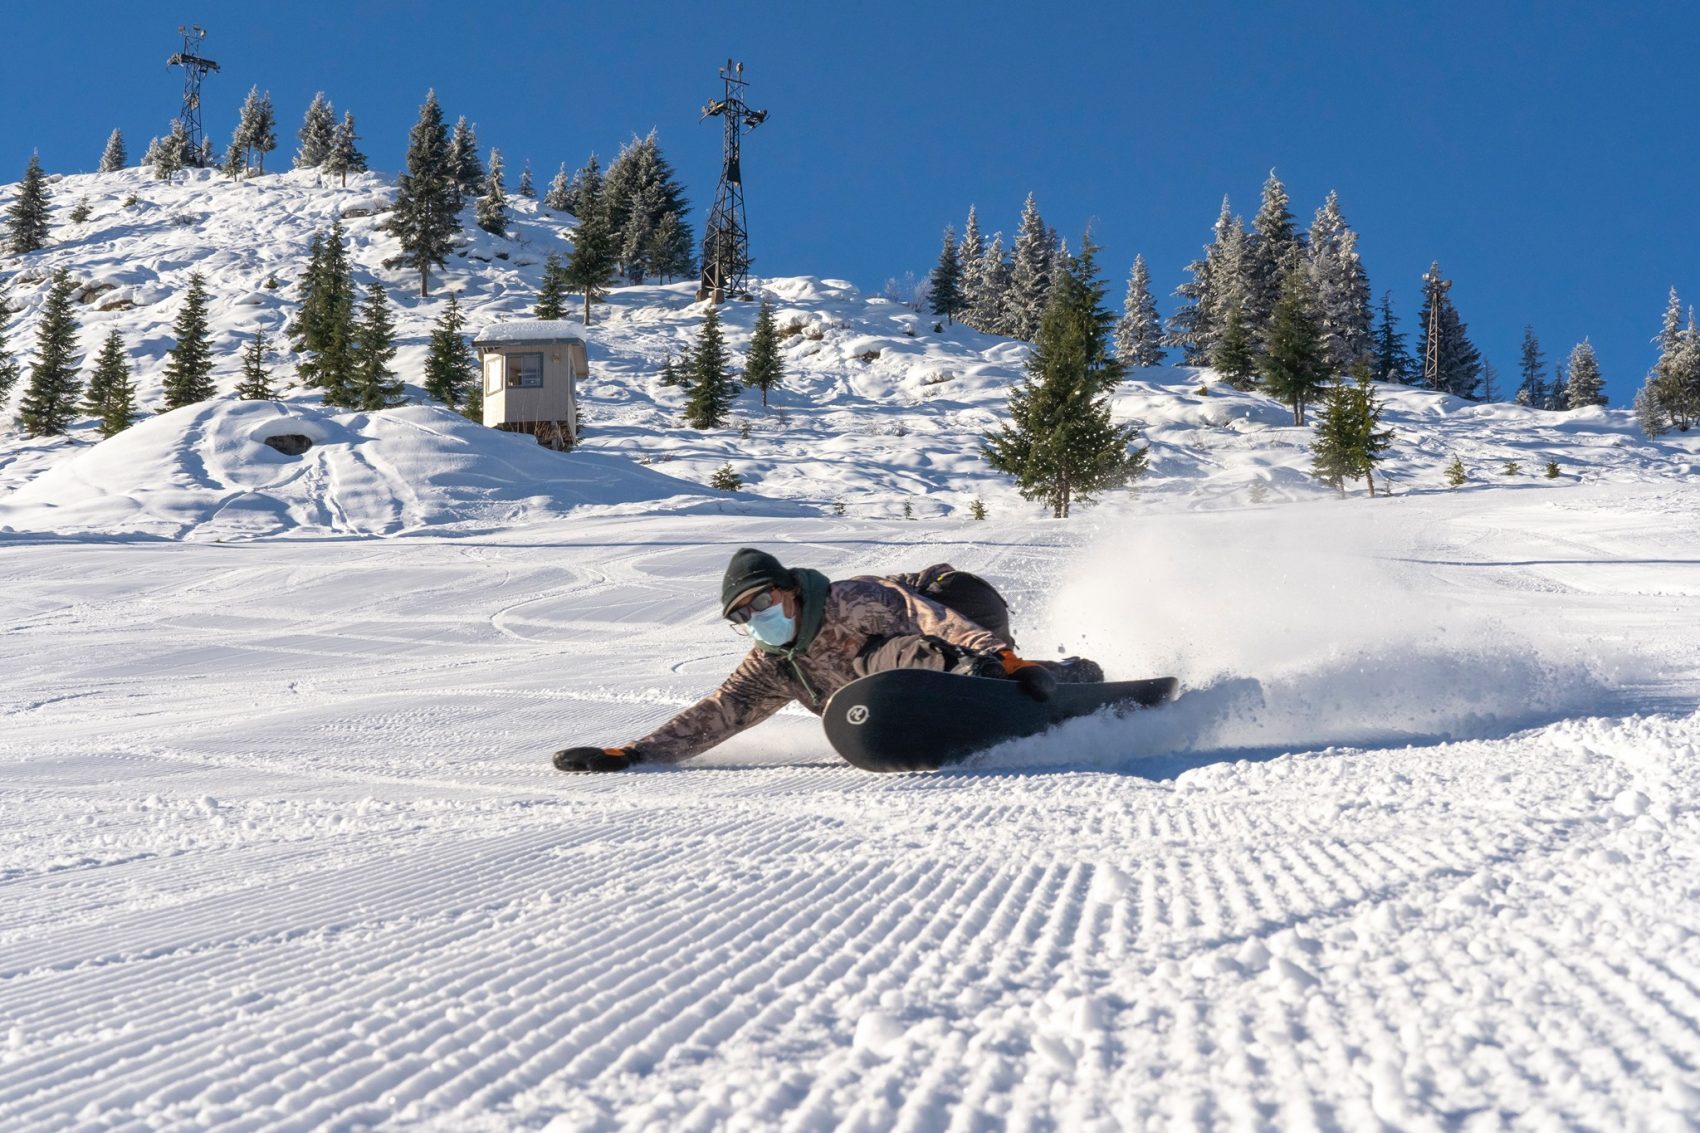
<box><xmin>553</xmin><ymin>547</ymin><xmax>1102</xmax><ymax>772</ymax></box>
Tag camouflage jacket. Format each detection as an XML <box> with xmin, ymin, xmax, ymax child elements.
<box><xmin>632</xmin><ymin>576</ymin><xmax>1005</xmax><ymax>763</ymax></box>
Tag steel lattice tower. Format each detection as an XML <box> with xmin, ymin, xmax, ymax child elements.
<box><xmin>1422</xmin><ymin>270</ymin><xmax>1449</xmax><ymax>391</ymax></box>
<box><xmin>167</xmin><ymin>25</ymin><xmax>220</xmax><ymax>167</ymax></box>
<box><xmin>698</xmin><ymin>60</ymin><xmax>768</xmax><ymax>302</ymax></box>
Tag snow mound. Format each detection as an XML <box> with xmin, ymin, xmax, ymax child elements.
<box><xmin>0</xmin><ymin>400</ymin><xmax>804</xmax><ymax>540</ymax></box>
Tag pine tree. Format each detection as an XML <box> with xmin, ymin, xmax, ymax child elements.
<box><xmin>295</xmin><ymin>92</ymin><xmax>337</xmax><ymax>169</ymax></box>
<box><xmin>646</xmin><ymin>211</ymin><xmax>694</xmax><ymax>282</ymax></box>
<box><xmin>1311</xmin><ymin>361</ymin><xmax>1393</xmax><ymax>496</ymax></box>
<box><xmin>745</xmin><ymin>298</ymin><xmax>785</xmax><ymax>407</ymax></box>
<box><xmin>1515</xmin><ymin>325</ymin><xmax>1547</xmax><ymax>407</ymax></box>
<box><xmin>220</xmin><ymin>135</ymin><xmax>246</xmax><ymax>181</ymax></box>
<box><xmin>544</xmin><ymin>163</ymin><xmax>572</xmax><ymax>211</ymax></box>
<box><xmin>99</xmin><ymin>129</ymin><xmax>127</xmax><ymax>173</ymax></box>
<box><xmin>96</xmin><ymin>334</ymin><xmax>137</xmax><ymax>438</ymax></box>
<box><xmin>1548</xmin><ymin>358</ymin><xmax>1569</xmax><ymax>411</ymax></box>
<box><xmin>1259</xmin><ymin>263</ymin><xmax>1329</xmax><ymax>425</ymax></box>
<box><xmin>324</xmin><ymin>112</ymin><xmax>367</xmax><ymax>187</ymax></box>
<box><xmin>293</xmin><ymin>221</ymin><xmax>357</xmax><ymax>403</ymax></box>
<box><xmin>1006</xmin><ymin>193</ymin><xmax>1052</xmax><ymax>340</ymax></box>
<box><xmin>599</xmin><ymin>132</ymin><xmax>692</xmax><ymax>285</ymax></box>
<box><xmin>1212</xmin><ymin>306</ymin><xmax>1258</xmax><ymax>390</ymax></box>
<box><xmin>969</xmin><ymin>497</ymin><xmax>988</xmax><ymax>520</ymax></box>
<box><xmin>82</xmin><ymin>329</ymin><xmax>129</xmax><ymax>415</ymax></box>
<box><xmin>0</xmin><ymin>289</ymin><xmax>20</xmax><ymax>403</ymax></box>
<box><xmin>563</xmin><ymin>172</ymin><xmax>616</xmax><ymax>325</ymax></box>
<box><xmin>6</xmin><ymin>154</ymin><xmax>51</xmax><ymax>255</ymax></box>
<box><xmin>657</xmin><ymin>354</ymin><xmax>686</xmax><ymax>388</ymax></box>
<box><xmin>448</xmin><ymin>117</ymin><xmax>483</xmax><ymax>200</ymax></box>
<box><xmin>154</xmin><ymin>121</ymin><xmax>190</xmax><ymax>181</ymax></box>
<box><xmin>385</xmin><ymin>91</ymin><xmax>460</xmax><ymax>297</ymax></box>
<box><xmin>162</xmin><ymin>273</ymin><xmax>216</xmax><ymax>408</ymax></box>
<box><xmin>1113</xmin><ymin>254</ymin><xmax>1165</xmax><ymax>368</ymax></box>
<box><xmin>563</xmin><ymin>152</ymin><xmax>601</xmax><ymax>217</ymax></box>
<box><xmin>16</xmin><ymin>269</ymin><xmax>83</xmax><ymax>437</ymax></box>
<box><xmin>235</xmin><ymin>328</ymin><xmax>276</xmax><ymax>399</ymax></box>
<box><xmin>140</xmin><ymin>135</ymin><xmax>161</xmax><ymax>168</ymax></box>
<box><xmin>1641</xmin><ymin>291</ymin><xmax>1700</xmax><ymax>433</ymax></box>
<box><xmin>1415</xmin><ymin>262</ymin><xmax>1482</xmax><ymax>398</ymax></box>
<box><xmin>1563</xmin><ymin>339</ymin><xmax>1606</xmax><ymax>408</ymax></box>
<box><xmin>423</xmin><ymin>292</ymin><xmax>476</xmax><ymax>410</ymax></box>
<box><xmin>1372</xmin><ymin>291</ymin><xmax>1414</xmax><ymax>383</ymax></box>
<box><xmin>1165</xmin><ymin>198</ymin><xmax>1230</xmax><ymax>364</ymax></box>
<box><xmin>476</xmin><ymin>148</ymin><xmax>508</xmax><ymax>235</ymax></box>
<box><xmin>956</xmin><ymin>207</ymin><xmax>988</xmax><ymax>331</ymax></box>
<box><xmin>1445</xmin><ymin>455</ymin><xmax>1467</xmax><ymax>487</ymax></box>
<box><xmin>1306</xmin><ymin>191</ymin><xmax>1372</xmax><ymax>372</ymax></box>
<box><xmin>969</xmin><ymin>229</ymin><xmax>1008</xmax><ymax>335</ymax></box>
<box><xmin>1245</xmin><ymin>172</ymin><xmax>1303</xmax><ymax>347</ymax></box>
<box><xmin>348</xmin><ymin>282</ymin><xmax>402</xmax><ymax>410</ymax></box>
<box><xmin>234</xmin><ymin>87</ymin><xmax>277</xmax><ymax>173</ymax></box>
<box><xmin>983</xmin><ymin>235</ymin><xmax>1148</xmax><ymax>517</ymax></box>
<box><xmin>683</xmin><ymin>304</ymin><xmax>738</xmax><ymax>428</ymax></box>
<box><xmin>517</xmin><ymin>161</ymin><xmax>535</xmax><ymax>199</ymax></box>
<box><xmin>535</xmin><ymin>252</ymin><xmax>569</xmax><ymax>320</ymax></box>
<box><xmin>928</xmin><ymin>225</ymin><xmax>963</xmax><ymax>325</ymax></box>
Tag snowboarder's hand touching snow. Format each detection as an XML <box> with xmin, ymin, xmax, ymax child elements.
<box><xmin>553</xmin><ymin>746</ymin><xmax>642</xmax><ymax>773</ymax></box>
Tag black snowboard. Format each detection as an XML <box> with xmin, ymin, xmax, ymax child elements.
<box><xmin>823</xmin><ymin>669</ymin><xmax>1179</xmax><ymax>772</ymax></box>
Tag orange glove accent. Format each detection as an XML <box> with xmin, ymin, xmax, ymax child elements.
<box><xmin>998</xmin><ymin>648</ymin><xmax>1040</xmax><ymax>674</ymax></box>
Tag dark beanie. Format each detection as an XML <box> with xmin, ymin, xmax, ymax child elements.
<box><xmin>721</xmin><ymin>547</ymin><xmax>795</xmax><ymax>616</ymax></box>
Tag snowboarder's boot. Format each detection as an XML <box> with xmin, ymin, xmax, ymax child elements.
<box><xmin>1034</xmin><ymin>656</ymin><xmax>1104</xmax><ymax>684</ymax></box>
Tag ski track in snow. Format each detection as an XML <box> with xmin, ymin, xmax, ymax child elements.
<box><xmin>1</xmin><ymin>490</ymin><xmax>1699</xmax><ymax>1131</ymax></box>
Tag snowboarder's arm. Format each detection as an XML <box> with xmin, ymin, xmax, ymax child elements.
<box><xmin>628</xmin><ymin>651</ymin><xmax>794</xmax><ymax>764</ymax></box>
<box><xmin>850</xmin><ymin>578</ymin><xmax>1007</xmax><ymax>656</ymax></box>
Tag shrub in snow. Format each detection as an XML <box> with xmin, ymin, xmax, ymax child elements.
<box><xmin>709</xmin><ymin>464</ymin><xmax>742</xmax><ymax>491</ymax></box>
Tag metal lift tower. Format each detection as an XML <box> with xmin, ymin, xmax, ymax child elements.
<box><xmin>698</xmin><ymin>60</ymin><xmax>768</xmax><ymax>302</ymax></box>
<box><xmin>167</xmin><ymin>25</ymin><xmax>220</xmax><ymax>167</ymax></box>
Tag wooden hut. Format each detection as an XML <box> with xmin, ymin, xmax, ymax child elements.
<box><xmin>471</xmin><ymin>321</ymin><xmax>587</xmax><ymax>451</ymax></box>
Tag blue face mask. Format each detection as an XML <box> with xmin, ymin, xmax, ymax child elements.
<box><xmin>748</xmin><ymin>603</ymin><xmax>796</xmax><ymax>647</ymax></box>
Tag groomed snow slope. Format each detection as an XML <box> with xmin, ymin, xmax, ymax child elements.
<box><xmin>2</xmin><ymin>167</ymin><xmax>1697</xmax><ymax>532</ymax></box>
<box><xmin>3</xmin><ymin>482</ymin><xmax>1698</xmax><ymax>1131</ymax></box>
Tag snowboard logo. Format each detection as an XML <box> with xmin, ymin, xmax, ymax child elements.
<box><xmin>847</xmin><ymin>705</ymin><xmax>870</xmax><ymax>726</ymax></box>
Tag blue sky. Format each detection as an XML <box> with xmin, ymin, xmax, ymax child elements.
<box><xmin>5</xmin><ymin>1</ymin><xmax>1697</xmax><ymax>403</ymax></box>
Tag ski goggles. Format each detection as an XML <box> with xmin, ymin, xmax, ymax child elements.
<box><xmin>726</xmin><ymin>589</ymin><xmax>779</xmax><ymax>625</ymax></box>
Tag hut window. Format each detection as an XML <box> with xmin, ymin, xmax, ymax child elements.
<box><xmin>483</xmin><ymin>356</ymin><xmax>504</xmax><ymax>395</ymax></box>
<box><xmin>507</xmin><ymin>352</ymin><xmax>544</xmax><ymax>388</ymax></box>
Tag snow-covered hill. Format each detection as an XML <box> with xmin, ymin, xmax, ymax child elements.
<box><xmin>1</xmin><ymin>166</ymin><xmax>1696</xmax><ymax>539</ymax></box>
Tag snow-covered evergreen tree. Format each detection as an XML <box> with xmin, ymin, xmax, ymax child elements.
<box><xmin>535</xmin><ymin>253</ymin><xmax>569</xmax><ymax>320</ymax></box>
<box><xmin>384</xmin><ymin>91</ymin><xmax>460</xmax><ymax>297</ymax></box>
<box><xmin>983</xmin><ymin>236</ymin><xmax>1148</xmax><ymax>517</ymax></box>
<box><xmin>1564</xmin><ymin>339</ymin><xmax>1606</xmax><ymax>408</ymax></box>
<box><xmin>16</xmin><ymin>269</ymin><xmax>82</xmax><ymax>437</ymax></box>
<box><xmin>1646</xmin><ymin>298</ymin><xmax>1700</xmax><ymax>431</ymax></box>
<box><xmin>929</xmin><ymin>226</ymin><xmax>962</xmax><ymax>325</ymax></box>
<box><xmin>347</xmin><ymin>283</ymin><xmax>401</xmax><ymax>410</ymax></box>
<box><xmin>1414</xmin><ymin>262</ymin><xmax>1482</xmax><ymax>398</ymax></box>
<box><xmin>600</xmin><ymin>132</ymin><xmax>692</xmax><ymax>283</ymax></box>
<box><xmin>140</xmin><ymin>136</ymin><xmax>162</xmax><ymax>169</ymax></box>
<box><xmin>1166</xmin><ymin>198</ymin><xmax>1235</xmax><ymax>364</ymax></box>
<box><xmin>956</xmin><ymin>207</ymin><xmax>988</xmax><ymax>331</ymax></box>
<box><xmin>1212</xmin><ymin>306</ymin><xmax>1258</xmax><ymax>390</ymax></box>
<box><xmin>1259</xmin><ymin>262</ymin><xmax>1329</xmax><ymax>425</ymax></box>
<box><xmin>294</xmin><ymin>222</ymin><xmax>357</xmax><ymax>401</ymax></box>
<box><xmin>563</xmin><ymin>173</ymin><xmax>616</xmax><ymax>325</ymax></box>
<box><xmin>423</xmin><ymin>292</ymin><xmax>476</xmax><ymax>411</ymax></box>
<box><xmin>563</xmin><ymin>153</ymin><xmax>601</xmax><ymax>217</ymax></box>
<box><xmin>324</xmin><ymin>112</ymin><xmax>366</xmax><ymax>186</ymax></box>
<box><xmin>219</xmin><ymin>135</ymin><xmax>245</xmax><ymax>181</ymax></box>
<box><xmin>517</xmin><ymin>161</ymin><xmax>535</xmax><ymax>199</ymax></box>
<box><xmin>683</xmin><ymin>304</ymin><xmax>738</xmax><ymax>429</ymax></box>
<box><xmin>1515</xmin><ymin>325</ymin><xmax>1547</xmax><ymax>407</ymax></box>
<box><xmin>974</xmin><ymin>233</ymin><xmax>1011</xmax><ymax>336</ymax></box>
<box><xmin>1373</xmin><ymin>291</ymin><xmax>1414</xmax><ymax>383</ymax></box>
<box><xmin>295</xmin><ymin>93</ymin><xmax>337</xmax><ymax>169</ymax></box>
<box><xmin>1306</xmin><ymin>191</ymin><xmax>1372</xmax><ymax>372</ymax></box>
<box><xmin>235</xmin><ymin>328</ymin><xmax>276</xmax><ymax>400</ymax></box>
<box><xmin>1005</xmin><ymin>193</ymin><xmax>1053</xmax><ymax>340</ymax></box>
<box><xmin>154</xmin><ymin>121</ymin><xmax>191</xmax><ymax>181</ymax></box>
<box><xmin>234</xmin><ymin>87</ymin><xmax>277</xmax><ymax>173</ymax></box>
<box><xmin>1245</xmin><ymin>172</ymin><xmax>1303</xmax><ymax>347</ymax></box>
<box><xmin>7</xmin><ymin>154</ymin><xmax>51</xmax><ymax>255</ymax></box>
<box><xmin>646</xmin><ymin>211</ymin><xmax>695</xmax><ymax>282</ymax></box>
<box><xmin>1113</xmin><ymin>254</ymin><xmax>1165</xmax><ymax>368</ymax></box>
<box><xmin>544</xmin><ymin>163</ymin><xmax>571</xmax><ymax>211</ymax></box>
<box><xmin>98</xmin><ymin>129</ymin><xmax>126</xmax><ymax>173</ymax></box>
<box><xmin>448</xmin><ymin>117</ymin><xmax>483</xmax><ymax>200</ymax></box>
<box><xmin>476</xmin><ymin>148</ymin><xmax>508</xmax><ymax>235</ymax></box>
<box><xmin>162</xmin><ymin>273</ymin><xmax>216</xmax><ymax>409</ymax></box>
<box><xmin>745</xmin><ymin>298</ymin><xmax>785</xmax><ymax>407</ymax></box>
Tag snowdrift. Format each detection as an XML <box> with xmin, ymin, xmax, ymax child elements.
<box><xmin>0</xmin><ymin>400</ymin><xmax>807</xmax><ymax>540</ymax></box>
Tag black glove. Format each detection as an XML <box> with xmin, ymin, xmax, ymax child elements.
<box><xmin>1010</xmin><ymin>663</ymin><xmax>1057</xmax><ymax>702</ymax></box>
<box><xmin>553</xmin><ymin>746</ymin><xmax>642</xmax><ymax>773</ymax></box>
